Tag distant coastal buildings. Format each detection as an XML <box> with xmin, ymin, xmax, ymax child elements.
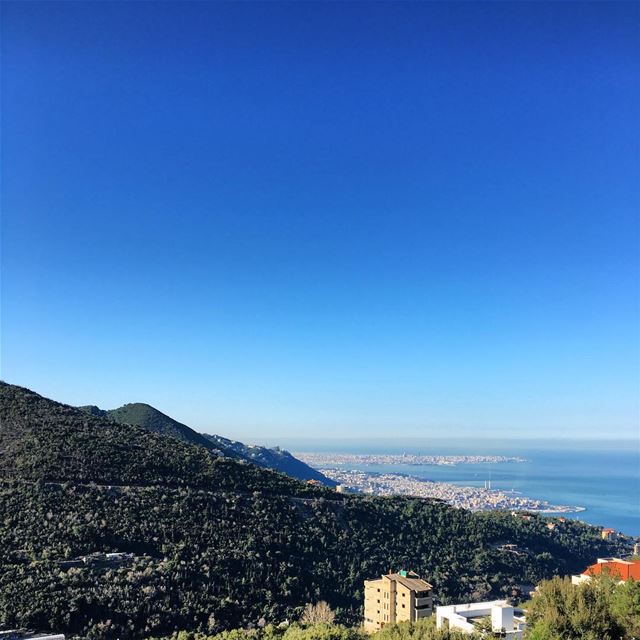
<box><xmin>320</xmin><ymin>468</ymin><xmax>582</xmax><ymax>514</ymax></box>
<box><xmin>297</xmin><ymin>453</ymin><xmax>587</xmax><ymax>515</ymax></box>
<box><xmin>297</xmin><ymin>453</ymin><xmax>527</xmax><ymax>467</ymax></box>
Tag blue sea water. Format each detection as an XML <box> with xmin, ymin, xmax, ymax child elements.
<box><xmin>269</xmin><ymin>437</ymin><xmax>640</xmax><ymax>536</ymax></box>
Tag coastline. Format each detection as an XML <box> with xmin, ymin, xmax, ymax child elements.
<box><xmin>297</xmin><ymin>460</ymin><xmax>585</xmax><ymax>515</ymax></box>
<box><xmin>289</xmin><ymin>443</ymin><xmax>639</xmax><ymax>536</ymax></box>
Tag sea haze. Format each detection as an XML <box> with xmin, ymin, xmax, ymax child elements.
<box><xmin>264</xmin><ymin>438</ymin><xmax>640</xmax><ymax>536</ymax></box>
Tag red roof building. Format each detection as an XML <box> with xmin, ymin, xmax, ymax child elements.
<box><xmin>572</xmin><ymin>558</ymin><xmax>640</xmax><ymax>584</ymax></box>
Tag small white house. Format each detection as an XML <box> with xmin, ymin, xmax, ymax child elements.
<box><xmin>0</xmin><ymin>633</ymin><xmax>65</xmax><ymax>640</ymax></box>
<box><xmin>436</xmin><ymin>600</ymin><xmax>526</xmax><ymax>639</ymax></box>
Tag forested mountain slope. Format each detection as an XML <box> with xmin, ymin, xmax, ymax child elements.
<box><xmin>78</xmin><ymin>401</ymin><xmax>334</xmax><ymax>486</ymax></box>
<box><xmin>0</xmin><ymin>382</ymin><xmax>317</xmax><ymax>494</ymax></box>
<box><xmin>78</xmin><ymin>402</ymin><xmax>231</xmax><ymax>454</ymax></box>
<box><xmin>204</xmin><ymin>434</ymin><xmax>335</xmax><ymax>486</ymax></box>
<box><xmin>0</xmin><ymin>382</ymin><xmax>620</xmax><ymax>640</ymax></box>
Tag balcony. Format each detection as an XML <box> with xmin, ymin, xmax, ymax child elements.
<box><xmin>415</xmin><ymin>596</ymin><xmax>432</xmax><ymax>608</ymax></box>
<box><xmin>414</xmin><ymin>607</ymin><xmax>432</xmax><ymax>620</ymax></box>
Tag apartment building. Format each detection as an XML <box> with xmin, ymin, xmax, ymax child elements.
<box><xmin>363</xmin><ymin>570</ymin><xmax>433</xmax><ymax>632</ymax></box>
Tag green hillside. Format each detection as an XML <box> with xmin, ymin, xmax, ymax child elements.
<box><xmin>204</xmin><ymin>434</ymin><xmax>336</xmax><ymax>486</ymax></box>
<box><xmin>78</xmin><ymin>402</ymin><xmax>335</xmax><ymax>486</ymax></box>
<box><xmin>1</xmin><ymin>382</ymin><xmax>315</xmax><ymax>494</ymax></box>
<box><xmin>78</xmin><ymin>402</ymin><xmax>234</xmax><ymax>456</ymax></box>
<box><xmin>0</xmin><ymin>382</ymin><xmax>621</xmax><ymax>640</ymax></box>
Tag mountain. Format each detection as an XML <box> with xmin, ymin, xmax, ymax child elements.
<box><xmin>78</xmin><ymin>402</ymin><xmax>335</xmax><ymax>486</ymax></box>
<box><xmin>0</xmin><ymin>382</ymin><xmax>621</xmax><ymax>640</ymax></box>
<box><xmin>2</xmin><ymin>382</ymin><xmax>305</xmax><ymax>492</ymax></box>
<box><xmin>204</xmin><ymin>434</ymin><xmax>336</xmax><ymax>486</ymax></box>
<box><xmin>78</xmin><ymin>402</ymin><xmax>233</xmax><ymax>456</ymax></box>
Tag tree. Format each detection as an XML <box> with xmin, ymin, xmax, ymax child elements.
<box><xmin>300</xmin><ymin>603</ymin><xmax>336</xmax><ymax>625</ymax></box>
<box><xmin>371</xmin><ymin>617</ymin><xmax>480</xmax><ymax>640</ymax></box>
<box><xmin>610</xmin><ymin>579</ymin><xmax>640</xmax><ymax>639</ymax></box>
<box><xmin>524</xmin><ymin>574</ymin><xmax>626</xmax><ymax>640</ymax></box>
<box><xmin>524</xmin><ymin>621</ymin><xmax>561</xmax><ymax>640</ymax></box>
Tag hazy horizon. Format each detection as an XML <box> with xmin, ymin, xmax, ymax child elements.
<box><xmin>2</xmin><ymin>377</ymin><xmax>638</xmax><ymax>445</ymax></box>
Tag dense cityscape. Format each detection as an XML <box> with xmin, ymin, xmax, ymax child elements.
<box><xmin>312</xmin><ymin>468</ymin><xmax>584</xmax><ymax>514</ymax></box>
<box><xmin>296</xmin><ymin>453</ymin><xmax>528</xmax><ymax>467</ymax></box>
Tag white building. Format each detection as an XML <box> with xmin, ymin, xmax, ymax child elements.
<box><xmin>436</xmin><ymin>600</ymin><xmax>526</xmax><ymax>639</ymax></box>
<box><xmin>0</xmin><ymin>633</ymin><xmax>65</xmax><ymax>640</ymax></box>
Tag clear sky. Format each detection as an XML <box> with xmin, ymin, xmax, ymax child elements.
<box><xmin>2</xmin><ymin>1</ymin><xmax>638</xmax><ymax>441</ymax></box>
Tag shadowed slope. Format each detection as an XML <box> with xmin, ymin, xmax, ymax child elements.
<box><xmin>0</xmin><ymin>382</ymin><xmax>323</xmax><ymax>496</ymax></box>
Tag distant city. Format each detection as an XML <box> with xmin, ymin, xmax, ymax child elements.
<box><xmin>312</xmin><ymin>468</ymin><xmax>583</xmax><ymax>514</ymax></box>
<box><xmin>297</xmin><ymin>453</ymin><xmax>584</xmax><ymax>514</ymax></box>
<box><xmin>296</xmin><ymin>453</ymin><xmax>528</xmax><ymax>467</ymax></box>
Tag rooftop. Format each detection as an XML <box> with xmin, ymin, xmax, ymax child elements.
<box><xmin>583</xmin><ymin>558</ymin><xmax>640</xmax><ymax>581</ymax></box>
<box><xmin>385</xmin><ymin>571</ymin><xmax>433</xmax><ymax>591</ymax></box>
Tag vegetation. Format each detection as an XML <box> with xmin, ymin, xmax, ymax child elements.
<box><xmin>204</xmin><ymin>433</ymin><xmax>336</xmax><ymax>487</ymax></box>
<box><xmin>79</xmin><ymin>402</ymin><xmax>239</xmax><ymax>455</ymax></box>
<box><xmin>154</xmin><ymin>581</ymin><xmax>640</xmax><ymax>640</ymax></box>
<box><xmin>525</xmin><ymin>574</ymin><xmax>640</xmax><ymax>639</ymax></box>
<box><xmin>0</xmin><ymin>382</ymin><xmax>322</xmax><ymax>494</ymax></box>
<box><xmin>159</xmin><ymin>584</ymin><xmax>640</xmax><ymax>640</ymax></box>
<box><xmin>78</xmin><ymin>401</ymin><xmax>335</xmax><ymax>486</ymax></box>
<box><xmin>300</xmin><ymin>602</ymin><xmax>336</xmax><ymax>626</ymax></box>
<box><xmin>0</xmin><ymin>382</ymin><xmax>628</xmax><ymax>639</ymax></box>
<box><xmin>152</xmin><ymin>618</ymin><xmax>476</xmax><ymax>640</ymax></box>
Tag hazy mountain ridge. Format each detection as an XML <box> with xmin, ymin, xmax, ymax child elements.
<box><xmin>204</xmin><ymin>433</ymin><xmax>336</xmax><ymax>486</ymax></box>
<box><xmin>78</xmin><ymin>401</ymin><xmax>335</xmax><ymax>486</ymax></box>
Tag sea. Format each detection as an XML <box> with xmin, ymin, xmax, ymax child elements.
<box><xmin>267</xmin><ymin>437</ymin><xmax>640</xmax><ymax>537</ymax></box>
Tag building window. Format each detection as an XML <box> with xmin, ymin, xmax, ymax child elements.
<box><xmin>402</xmin><ymin>604</ymin><xmax>405</xmax><ymax>608</ymax></box>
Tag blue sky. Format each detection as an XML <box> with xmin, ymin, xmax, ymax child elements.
<box><xmin>2</xmin><ymin>1</ymin><xmax>638</xmax><ymax>441</ymax></box>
